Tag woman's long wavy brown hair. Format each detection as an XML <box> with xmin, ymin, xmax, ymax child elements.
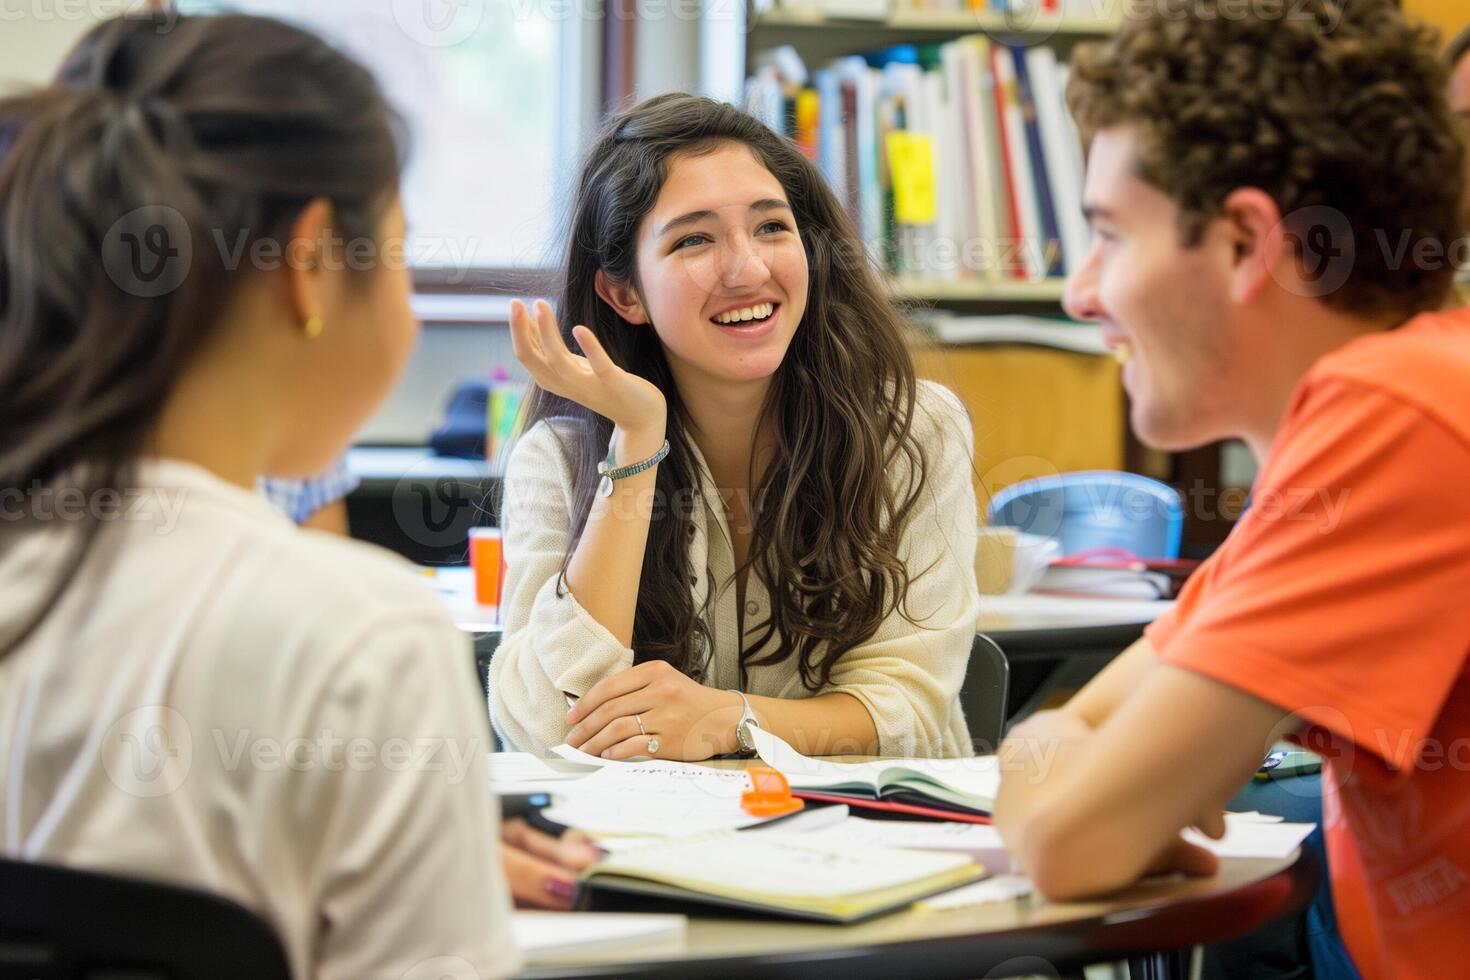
<box><xmin>521</xmin><ymin>93</ymin><xmax>931</xmax><ymax>691</ymax></box>
<box><xmin>0</xmin><ymin>12</ymin><xmax>402</xmax><ymax>656</ymax></box>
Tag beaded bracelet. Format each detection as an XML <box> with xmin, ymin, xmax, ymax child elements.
<box><xmin>597</xmin><ymin>439</ymin><xmax>670</xmax><ymax>497</ymax></box>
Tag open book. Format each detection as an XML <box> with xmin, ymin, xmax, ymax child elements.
<box><xmin>751</xmin><ymin>727</ymin><xmax>1001</xmax><ymax>820</ymax></box>
<box><xmin>580</xmin><ymin>831</ymin><xmax>984</xmax><ymax>923</ymax></box>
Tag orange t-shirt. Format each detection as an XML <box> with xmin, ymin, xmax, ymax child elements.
<box><xmin>1147</xmin><ymin>307</ymin><xmax>1470</xmax><ymax>980</ymax></box>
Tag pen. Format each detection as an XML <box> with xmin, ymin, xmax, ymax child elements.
<box><xmin>500</xmin><ymin>792</ymin><xmax>552</xmax><ymax>821</ymax></box>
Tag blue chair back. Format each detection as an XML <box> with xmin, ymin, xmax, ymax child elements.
<box><xmin>987</xmin><ymin>471</ymin><xmax>1184</xmax><ymax>559</ymax></box>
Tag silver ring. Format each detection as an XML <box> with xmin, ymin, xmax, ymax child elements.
<box><xmin>635</xmin><ymin>713</ymin><xmax>646</xmax><ymax>736</ymax></box>
<box><xmin>646</xmin><ymin>737</ymin><xmax>660</xmax><ymax>754</ymax></box>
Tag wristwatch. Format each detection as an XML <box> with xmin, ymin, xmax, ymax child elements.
<box><xmin>731</xmin><ymin>689</ymin><xmax>760</xmax><ymax>756</ymax></box>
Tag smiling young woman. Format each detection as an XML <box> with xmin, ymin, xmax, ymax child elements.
<box><xmin>489</xmin><ymin>94</ymin><xmax>981</xmax><ymax>762</ymax></box>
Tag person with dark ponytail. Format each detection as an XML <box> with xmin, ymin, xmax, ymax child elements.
<box><xmin>490</xmin><ymin>94</ymin><xmax>980</xmax><ymax>761</ymax></box>
<box><xmin>0</xmin><ymin>13</ymin><xmax>535</xmax><ymax>976</ymax></box>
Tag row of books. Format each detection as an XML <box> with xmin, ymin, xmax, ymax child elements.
<box><xmin>760</xmin><ymin>0</ymin><xmax>1111</xmax><ymax>19</ymax></box>
<box><xmin>745</xmin><ymin>38</ymin><xmax>1090</xmax><ymax>285</ymax></box>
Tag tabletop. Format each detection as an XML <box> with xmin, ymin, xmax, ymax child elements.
<box><xmin>425</xmin><ymin>565</ymin><xmax>1172</xmax><ymax>639</ymax></box>
<box><xmin>511</xmin><ymin>756</ymin><xmax>1317</xmax><ymax>978</ymax></box>
<box><xmin>520</xmin><ymin>849</ymin><xmax>1316</xmax><ymax>979</ymax></box>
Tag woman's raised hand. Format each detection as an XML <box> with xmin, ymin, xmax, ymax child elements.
<box><xmin>508</xmin><ymin>299</ymin><xmax>666</xmax><ymax>438</ymax></box>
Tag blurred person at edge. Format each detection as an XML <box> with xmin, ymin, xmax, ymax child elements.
<box><xmin>0</xmin><ymin>13</ymin><xmax>594</xmax><ymax>980</ymax></box>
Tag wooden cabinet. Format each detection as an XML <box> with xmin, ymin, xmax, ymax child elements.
<box><xmin>912</xmin><ymin>342</ymin><xmax>1124</xmax><ymax>514</ymax></box>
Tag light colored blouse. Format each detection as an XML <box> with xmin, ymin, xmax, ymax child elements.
<box><xmin>0</xmin><ymin>460</ymin><xmax>518</xmax><ymax>980</ymax></box>
<box><xmin>489</xmin><ymin>380</ymin><xmax>980</xmax><ymax>758</ymax></box>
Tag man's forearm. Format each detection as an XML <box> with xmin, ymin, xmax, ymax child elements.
<box><xmin>993</xmin><ymin>709</ymin><xmax>1094</xmax><ymax>859</ymax></box>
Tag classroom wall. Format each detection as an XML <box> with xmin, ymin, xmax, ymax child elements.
<box><xmin>366</xmin><ymin>13</ymin><xmax>703</xmax><ymax>444</ymax></box>
<box><xmin>1405</xmin><ymin>0</ymin><xmax>1466</xmax><ymax>45</ymax></box>
<box><xmin>1</xmin><ymin>2</ymin><xmax>150</xmax><ymax>91</ymax></box>
<box><xmin>362</xmin><ymin>325</ymin><xmax>519</xmax><ymax>443</ymax></box>
<box><xmin>634</xmin><ymin>8</ymin><xmax>701</xmax><ymax>100</ymax></box>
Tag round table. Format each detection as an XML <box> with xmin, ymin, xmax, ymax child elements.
<box><xmin>520</xmin><ymin>848</ymin><xmax>1319</xmax><ymax>979</ymax></box>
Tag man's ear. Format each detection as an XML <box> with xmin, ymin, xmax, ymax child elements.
<box><xmin>283</xmin><ymin>197</ymin><xmax>336</xmax><ymax>329</ymax></box>
<box><xmin>594</xmin><ymin>269</ymin><xmax>649</xmax><ymax>325</ymax></box>
<box><xmin>1222</xmin><ymin>188</ymin><xmax>1284</xmax><ymax>305</ymax></box>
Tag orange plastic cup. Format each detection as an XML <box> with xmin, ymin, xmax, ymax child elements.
<box><xmin>468</xmin><ymin>527</ymin><xmax>505</xmax><ymax>608</ymax></box>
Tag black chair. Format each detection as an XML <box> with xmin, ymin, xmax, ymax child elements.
<box><xmin>0</xmin><ymin>858</ymin><xmax>291</xmax><ymax>980</ymax></box>
<box><xmin>473</xmin><ymin>628</ymin><xmax>504</xmax><ymax>701</ymax></box>
<box><xmin>959</xmin><ymin>633</ymin><xmax>1010</xmax><ymax>754</ymax></box>
<box><xmin>474</xmin><ymin>629</ymin><xmax>506</xmax><ymax>751</ymax></box>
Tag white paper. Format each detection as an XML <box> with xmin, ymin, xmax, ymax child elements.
<box><xmin>539</xmin><ymin>762</ymin><xmax>770</xmax><ymax>836</ymax></box>
<box><xmin>549</xmin><ymin>743</ymin><xmax>621</xmax><ymax>768</ymax></box>
<box><xmin>488</xmin><ymin>752</ymin><xmax>586</xmax><ymax>785</ymax></box>
<box><xmin>917</xmin><ymin>874</ymin><xmax>1033</xmax><ymax>910</ymax></box>
<box><xmin>771</xmin><ymin>816</ymin><xmax>1013</xmax><ymax>871</ymax></box>
<box><xmin>1184</xmin><ymin>818</ymin><xmax>1316</xmax><ymax>859</ymax></box>
<box><xmin>748</xmin><ymin>725</ymin><xmax>891</xmax><ymax>787</ymax></box>
<box><xmin>549</xmin><ymin>743</ymin><xmax>711</xmax><ymax>772</ymax></box>
<box><xmin>595</xmin><ymin>805</ymin><xmax>852</xmax><ymax>853</ymax></box>
<box><xmin>511</xmin><ymin>911</ymin><xmax>686</xmax><ymax>960</ymax></box>
<box><xmin>744</xmin><ymin>802</ymin><xmax>851</xmax><ymax>835</ymax></box>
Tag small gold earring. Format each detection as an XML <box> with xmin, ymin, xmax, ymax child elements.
<box><xmin>303</xmin><ymin>314</ymin><xmax>324</xmax><ymax>340</ymax></box>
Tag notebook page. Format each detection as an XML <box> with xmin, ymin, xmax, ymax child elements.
<box><xmin>751</xmin><ymin>725</ymin><xmax>1000</xmax><ymax>804</ymax></box>
<box><xmin>540</xmin><ymin>763</ymin><xmax>771</xmax><ymax>835</ymax></box>
<box><xmin>885</xmin><ymin>756</ymin><xmax>1002</xmax><ymax>807</ymax></box>
<box><xmin>595</xmin><ymin>832</ymin><xmax>976</xmax><ymax>898</ymax></box>
<box><xmin>749</xmin><ymin>726</ymin><xmax>911</xmax><ymax>789</ymax></box>
<box><xmin>765</xmin><ymin>816</ymin><xmax>1011</xmax><ymax>871</ymax></box>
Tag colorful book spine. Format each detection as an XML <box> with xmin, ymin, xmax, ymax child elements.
<box><xmin>814</xmin><ymin>68</ymin><xmax>845</xmax><ymax>193</ymax></box>
<box><xmin>836</xmin><ymin>57</ymin><xmax>883</xmax><ymax>254</ymax></box>
<box><xmin>1011</xmin><ymin>46</ymin><xmax>1064</xmax><ymax>277</ymax></box>
<box><xmin>794</xmin><ymin>89</ymin><xmax>820</xmax><ymax>161</ymax></box>
<box><xmin>988</xmin><ymin>43</ymin><xmax>1027</xmax><ymax>280</ymax></box>
<box><xmin>1027</xmin><ymin>47</ymin><xmax>1089</xmax><ymax>276</ymax></box>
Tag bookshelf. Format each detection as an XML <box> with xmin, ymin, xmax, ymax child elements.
<box><xmin>888</xmin><ymin>277</ymin><xmax>1066</xmax><ymax>303</ymax></box>
<box><xmin>753</xmin><ymin>6</ymin><xmax>1122</xmax><ymax>35</ymax></box>
<box><xmin>740</xmin><ymin>2</ymin><xmax>1110</xmax><ymax>300</ymax></box>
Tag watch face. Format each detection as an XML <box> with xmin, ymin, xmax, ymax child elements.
<box><xmin>737</xmin><ymin>719</ymin><xmax>757</xmax><ymax>751</ymax></box>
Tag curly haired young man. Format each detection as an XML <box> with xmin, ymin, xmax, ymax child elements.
<box><xmin>993</xmin><ymin>2</ymin><xmax>1470</xmax><ymax>976</ymax></box>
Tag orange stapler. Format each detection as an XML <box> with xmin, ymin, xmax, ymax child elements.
<box><xmin>741</xmin><ymin>766</ymin><xmax>805</xmax><ymax>817</ymax></box>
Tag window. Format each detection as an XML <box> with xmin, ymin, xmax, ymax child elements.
<box><xmin>176</xmin><ymin>0</ymin><xmax>599</xmax><ymax>284</ymax></box>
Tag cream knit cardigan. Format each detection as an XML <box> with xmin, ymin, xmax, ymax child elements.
<box><xmin>488</xmin><ymin>380</ymin><xmax>980</xmax><ymax>758</ymax></box>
